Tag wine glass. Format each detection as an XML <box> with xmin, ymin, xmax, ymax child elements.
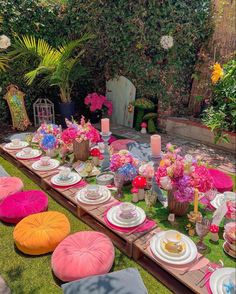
<box><xmin>196</xmin><ymin>217</ymin><xmax>211</xmax><ymax>252</ymax></box>
<box><xmin>114</xmin><ymin>173</ymin><xmax>124</xmax><ymax>199</ymax></box>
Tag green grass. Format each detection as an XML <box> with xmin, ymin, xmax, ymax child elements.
<box><xmin>0</xmin><ymin>157</ymin><xmax>171</xmax><ymax>294</ymax></box>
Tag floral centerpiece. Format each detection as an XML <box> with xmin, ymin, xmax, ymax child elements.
<box><xmin>139</xmin><ymin>162</ymin><xmax>154</xmax><ymax>189</ymax></box>
<box><xmin>61</xmin><ymin>117</ymin><xmax>100</xmax><ymax>162</ymax></box>
<box><xmin>110</xmin><ymin>150</ymin><xmax>139</xmax><ymax>178</ymax></box>
<box><xmin>155</xmin><ymin>143</ymin><xmax>213</xmax><ymax>216</ymax></box>
<box><xmin>84</xmin><ymin>92</ymin><xmax>113</xmax><ymax>123</ymax></box>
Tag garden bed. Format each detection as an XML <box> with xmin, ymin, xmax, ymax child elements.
<box><xmin>160</xmin><ymin>117</ymin><xmax>236</xmax><ymax>152</ymax></box>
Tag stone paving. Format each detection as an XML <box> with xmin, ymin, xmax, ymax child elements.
<box><xmin>96</xmin><ymin>123</ymin><xmax>236</xmax><ymax>175</ymax></box>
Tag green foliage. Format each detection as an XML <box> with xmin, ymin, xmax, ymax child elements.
<box><xmin>202</xmin><ymin>58</ymin><xmax>236</xmax><ymax>143</ymax></box>
<box><xmin>0</xmin><ymin>0</ymin><xmax>212</xmax><ymax>123</ymax></box>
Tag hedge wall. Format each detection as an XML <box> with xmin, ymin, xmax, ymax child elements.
<box><xmin>0</xmin><ymin>0</ymin><xmax>212</xmax><ymax>123</ymax></box>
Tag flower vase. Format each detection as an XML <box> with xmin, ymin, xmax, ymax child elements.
<box><xmin>167</xmin><ymin>190</ymin><xmax>189</xmax><ymax>216</ymax></box>
<box><xmin>73</xmin><ymin>140</ymin><xmax>90</xmax><ymax>162</ymax></box>
<box><xmin>46</xmin><ymin>148</ymin><xmax>57</xmax><ymax>158</ymax></box>
<box><xmin>114</xmin><ymin>173</ymin><xmax>124</xmax><ymax>199</ymax></box>
<box><xmin>138</xmin><ymin>189</ymin><xmax>145</xmax><ymax>201</ymax></box>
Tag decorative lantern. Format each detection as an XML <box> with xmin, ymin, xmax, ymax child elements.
<box><xmin>33</xmin><ymin>98</ymin><xmax>55</xmax><ymax>127</ymax></box>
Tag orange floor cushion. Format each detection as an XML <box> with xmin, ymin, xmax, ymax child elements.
<box><xmin>13</xmin><ymin>211</ymin><xmax>70</xmax><ymax>255</ymax></box>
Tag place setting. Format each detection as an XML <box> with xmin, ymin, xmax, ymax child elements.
<box><xmin>50</xmin><ymin>167</ymin><xmax>82</xmax><ymax>188</ymax></box>
<box><xmin>76</xmin><ymin>184</ymin><xmax>112</xmax><ymax>205</ymax></box>
<box><xmin>16</xmin><ymin>147</ymin><xmax>42</xmax><ymax>160</ymax></box>
<box><xmin>209</xmin><ymin>267</ymin><xmax>236</xmax><ymax>294</ymax></box>
<box><xmin>104</xmin><ymin>202</ymin><xmax>156</xmax><ymax>234</ymax></box>
<box><xmin>32</xmin><ymin>156</ymin><xmax>60</xmax><ymax>172</ymax></box>
<box><xmin>4</xmin><ymin>138</ymin><xmax>29</xmax><ymax>150</ymax></box>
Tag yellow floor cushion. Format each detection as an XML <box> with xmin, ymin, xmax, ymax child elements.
<box><xmin>13</xmin><ymin>211</ymin><xmax>70</xmax><ymax>255</ymax></box>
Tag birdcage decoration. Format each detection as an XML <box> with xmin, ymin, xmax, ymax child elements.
<box><xmin>33</xmin><ymin>98</ymin><xmax>55</xmax><ymax>127</ymax></box>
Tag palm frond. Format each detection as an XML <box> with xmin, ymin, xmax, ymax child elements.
<box><xmin>0</xmin><ymin>16</ymin><xmax>3</xmax><ymax>24</ymax></box>
<box><xmin>24</xmin><ymin>65</ymin><xmax>52</xmax><ymax>85</ymax></box>
<box><xmin>0</xmin><ymin>56</ymin><xmax>9</xmax><ymax>72</ymax></box>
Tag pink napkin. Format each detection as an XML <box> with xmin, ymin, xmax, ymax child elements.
<box><xmin>51</xmin><ymin>179</ymin><xmax>87</xmax><ymax>189</ymax></box>
<box><xmin>204</xmin><ymin>264</ymin><xmax>221</xmax><ymax>294</ymax></box>
<box><xmin>19</xmin><ymin>155</ymin><xmax>42</xmax><ymax>161</ymax></box>
<box><xmin>104</xmin><ymin>204</ymin><xmax>156</xmax><ymax>233</ymax></box>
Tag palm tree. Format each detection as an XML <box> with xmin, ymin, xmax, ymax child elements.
<box><xmin>2</xmin><ymin>33</ymin><xmax>94</xmax><ymax>103</ymax></box>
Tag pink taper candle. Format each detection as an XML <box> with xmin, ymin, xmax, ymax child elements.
<box><xmin>101</xmin><ymin>118</ymin><xmax>110</xmax><ymax>134</ymax></box>
<box><xmin>151</xmin><ymin>135</ymin><xmax>161</xmax><ymax>157</ymax></box>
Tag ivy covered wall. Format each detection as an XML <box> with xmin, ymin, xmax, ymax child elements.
<box><xmin>0</xmin><ymin>0</ymin><xmax>212</xmax><ymax>123</ymax></box>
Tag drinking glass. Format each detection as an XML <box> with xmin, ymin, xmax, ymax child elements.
<box><xmin>114</xmin><ymin>173</ymin><xmax>124</xmax><ymax>199</ymax></box>
<box><xmin>196</xmin><ymin>217</ymin><xmax>211</xmax><ymax>252</ymax></box>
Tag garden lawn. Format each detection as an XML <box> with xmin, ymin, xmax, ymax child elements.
<box><xmin>0</xmin><ymin>157</ymin><xmax>170</xmax><ymax>294</ymax></box>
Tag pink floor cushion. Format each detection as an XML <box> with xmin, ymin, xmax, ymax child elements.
<box><xmin>0</xmin><ymin>177</ymin><xmax>23</xmax><ymax>202</ymax></box>
<box><xmin>0</xmin><ymin>190</ymin><xmax>48</xmax><ymax>224</ymax></box>
<box><xmin>110</xmin><ymin>139</ymin><xmax>136</xmax><ymax>153</ymax></box>
<box><xmin>208</xmin><ymin>168</ymin><xmax>233</xmax><ymax>192</ymax></box>
<box><xmin>51</xmin><ymin>231</ymin><xmax>115</xmax><ymax>282</ymax></box>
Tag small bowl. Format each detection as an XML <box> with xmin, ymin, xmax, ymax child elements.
<box><xmin>86</xmin><ymin>185</ymin><xmax>101</xmax><ymax>199</ymax></box>
<box><xmin>23</xmin><ymin>147</ymin><xmax>33</xmax><ymax>155</ymax></box>
<box><xmin>59</xmin><ymin>167</ymin><xmax>71</xmax><ymax>181</ymax></box>
<box><xmin>40</xmin><ymin>156</ymin><xmax>50</xmax><ymax>166</ymax></box>
<box><xmin>165</xmin><ymin>230</ymin><xmax>182</xmax><ymax>244</ymax></box>
<box><xmin>119</xmin><ymin>202</ymin><xmax>137</xmax><ymax>219</ymax></box>
<box><xmin>11</xmin><ymin>138</ymin><xmax>21</xmax><ymax>146</ymax></box>
<box><xmin>96</xmin><ymin>172</ymin><xmax>114</xmax><ymax>185</ymax></box>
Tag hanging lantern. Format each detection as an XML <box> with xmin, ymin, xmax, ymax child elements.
<box><xmin>33</xmin><ymin>98</ymin><xmax>55</xmax><ymax>127</ymax></box>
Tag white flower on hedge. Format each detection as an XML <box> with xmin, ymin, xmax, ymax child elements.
<box><xmin>0</xmin><ymin>35</ymin><xmax>11</xmax><ymax>49</ymax></box>
<box><xmin>160</xmin><ymin>35</ymin><xmax>173</xmax><ymax>50</ymax></box>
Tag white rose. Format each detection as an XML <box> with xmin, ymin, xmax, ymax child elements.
<box><xmin>184</xmin><ymin>154</ymin><xmax>193</xmax><ymax>163</ymax></box>
<box><xmin>160</xmin><ymin>35</ymin><xmax>174</xmax><ymax>50</ymax></box>
<box><xmin>160</xmin><ymin>176</ymin><xmax>172</xmax><ymax>190</ymax></box>
<box><xmin>0</xmin><ymin>35</ymin><xmax>11</xmax><ymax>49</ymax></box>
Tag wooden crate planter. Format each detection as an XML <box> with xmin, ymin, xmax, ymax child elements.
<box><xmin>133</xmin><ymin>227</ymin><xmax>208</xmax><ymax>294</ymax></box>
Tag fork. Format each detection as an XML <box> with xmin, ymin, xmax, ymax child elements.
<box><xmin>180</xmin><ymin>255</ymin><xmax>205</xmax><ymax>276</ymax></box>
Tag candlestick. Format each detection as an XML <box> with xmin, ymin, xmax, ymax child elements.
<box><xmin>194</xmin><ymin>189</ymin><xmax>199</xmax><ymax>214</ymax></box>
<box><xmin>151</xmin><ymin>154</ymin><xmax>167</xmax><ymax>207</ymax></box>
<box><xmin>100</xmin><ymin>131</ymin><xmax>111</xmax><ymax>172</ymax></box>
<box><xmin>101</xmin><ymin>118</ymin><xmax>110</xmax><ymax>134</ymax></box>
<box><xmin>151</xmin><ymin>135</ymin><xmax>161</xmax><ymax>157</ymax></box>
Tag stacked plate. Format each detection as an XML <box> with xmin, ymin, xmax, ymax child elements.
<box><xmin>223</xmin><ymin>225</ymin><xmax>236</xmax><ymax>259</ymax></box>
<box><xmin>16</xmin><ymin>148</ymin><xmax>42</xmax><ymax>159</ymax></box>
<box><xmin>5</xmin><ymin>141</ymin><xmax>29</xmax><ymax>150</ymax></box>
<box><xmin>209</xmin><ymin>268</ymin><xmax>236</xmax><ymax>294</ymax></box>
<box><xmin>76</xmin><ymin>185</ymin><xmax>111</xmax><ymax>205</ymax></box>
<box><xmin>32</xmin><ymin>159</ymin><xmax>60</xmax><ymax>171</ymax></box>
<box><xmin>150</xmin><ymin>230</ymin><xmax>198</xmax><ymax>265</ymax></box>
<box><xmin>106</xmin><ymin>204</ymin><xmax>146</xmax><ymax>228</ymax></box>
<box><xmin>211</xmin><ymin>193</ymin><xmax>224</xmax><ymax>209</ymax></box>
<box><xmin>51</xmin><ymin>172</ymin><xmax>81</xmax><ymax>187</ymax></box>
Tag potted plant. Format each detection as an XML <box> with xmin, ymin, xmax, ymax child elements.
<box><xmin>84</xmin><ymin>92</ymin><xmax>113</xmax><ymax>124</ymax></box>
<box><xmin>155</xmin><ymin>143</ymin><xmax>213</xmax><ymax>216</ymax></box>
<box><xmin>1</xmin><ymin>34</ymin><xmax>94</xmax><ymax>126</ymax></box>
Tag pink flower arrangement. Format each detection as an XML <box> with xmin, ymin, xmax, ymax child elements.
<box><xmin>33</xmin><ymin>123</ymin><xmax>61</xmax><ymax>144</ymax></box>
<box><xmin>61</xmin><ymin>117</ymin><xmax>101</xmax><ymax>146</ymax></box>
<box><xmin>84</xmin><ymin>92</ymin><xmax>113</xmax><ymax>115</ymax></box>
<box><xmin>139</xmin><ymin>162</ymin><xmax>154</xmax><ymax>178</ymax></box>
<box><xmin>155</xmin><ymin>143</ymin><xmax>214</xmax><ymax>203</ymax></box>
<box><xmin>110</xmin><ymin>150</ymin><xmax>139</xmax><ymax>172</ymax></box>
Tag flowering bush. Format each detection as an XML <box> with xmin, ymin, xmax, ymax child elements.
<box><xmin>84</xmin><ymin>92</ymin><xmax>113</xmax><ymax>115</ymax></box>
<box><xmin>155</xmin><ymin>143</ymin><xmax>213</xmax><ymax>202</ymax></box>
<box><xmin>61</xmin><ymin>116</ymin><xmax>101</xmax><ymax>146</ymax></box>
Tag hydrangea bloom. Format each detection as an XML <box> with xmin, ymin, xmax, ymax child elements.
<box><xmin>85</xmin><ymin>92</ymin><xmax>113</xmax><ymax>115</ymax></box>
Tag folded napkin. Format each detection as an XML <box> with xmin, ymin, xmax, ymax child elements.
<box><xmin>104</xmin><ymin>204</ymin><xmax>156</xmax><ymax>233</ymax></box>
<box><xmin>51</xmin><ymin>179</ymin><xmax>87</xmax><ymax>189</ymax></box>
<box><xmin>204</xmin><ymin>264</ymin><xmax>222</xmax><ymax>294</ymax></box>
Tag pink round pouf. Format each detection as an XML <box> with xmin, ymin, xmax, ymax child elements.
<box><xmin>51</xmin><ymin>231</ymin><xmax>115</xmax><ymax>282</ymax></box>
<box><xmin>0</xmin><ymin>177</ymin><xmax>24</xmax><ymax>202</ymax></box>
<box><xmin>0</xmin><ymin>191</ymin><xmax>48</xmax><ymax>224</ymax></box>
<box><xmin>110</xmin><ymin>139</ymin><xmax>136</xmax><ymax>153</ymax></box>
<box><xmin>208</xmin><ymin>168</ymin><xmax>233</xmax><ymax>192</ymax></box>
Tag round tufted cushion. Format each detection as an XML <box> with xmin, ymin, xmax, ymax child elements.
<box><xmin>110</xmin><ymin>139</ymin><xmax>136</xmax><ymax>153</ymax></box>
<box><xmin>0</xmin><ymin>177</ymin><xmax>23</xmax><ymax>202</ymax></box>
<box><xmin>208</xmin><ymin>168</ymin><xmax>233</xmax><ymax>192</ymax></box>
<box><xmin>51</xmin><ymin>231</ymin><xmax>115</xmax><ymax>282</ymax></box>
<box><xmin>0</xmin><ymin>190</ymin><xmax>48</xmax><ymax>224</ymax></box>
<box><xmin>13</xmin><ymin>211</ymin><xmax>70</xmax><ymax>255</ymax></box>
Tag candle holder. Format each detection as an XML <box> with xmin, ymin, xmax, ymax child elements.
<box><xmin>100</xmin><ymin>132</ymin><xmax>111</xmax><ymax>172</ymax></box>
<box><xmin>151</xmin><ymin>153</ymin><xmax>167</xmax><ymax>207</ymax></box>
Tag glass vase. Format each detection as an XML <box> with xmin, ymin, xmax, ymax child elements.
<box><xmin>114</xmin><ymin>173</ymin><xmax>124</xmax><ymax>199</ymax></box>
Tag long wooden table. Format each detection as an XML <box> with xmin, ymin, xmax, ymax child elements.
<box><xmin>0</xmin><ymin>144</ymin><xmax>209</xmax><ymax>294</ymax></box>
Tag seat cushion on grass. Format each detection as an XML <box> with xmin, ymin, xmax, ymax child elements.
<box><xmin>208</xmin><ymin>168</ymin><xmax>233</xmax><ymax>192</ymax></box>
<box><xmin>0</xmin><ymin>177</ymin><xmax>23</xmax><ymax>202</ymax></box>
<box><xmin>52</xmin><ymin>231</ymin><xmax>115</xmax><ymax>282</ymax></box>
<box><xmin>14</xmin><ymin>211</ymin><xmax>70</xmax><ymax>255</ymax></box>
<box><xmin>110</xmin><ymin>139</ymin><xmax>136</xmax><ymax>153</ymax></box>
<box><xmin>0</xmin><ymin>190</ymin><xmax>48</xmax><ymax>224</ymax></box>
<box><xmin>61</xmin><ymin>268</ymin><xmax>148</xmax><ymax>294</ymax></box>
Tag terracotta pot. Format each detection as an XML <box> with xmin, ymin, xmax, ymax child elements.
<box><xmin>167</xmin><ymin>190</ymin><xmax>189</xmax><ymax>216</ymax></box>
<box><xmin>73</xmin><ymin>140</ymin><xmax>90</xmax><ymax>162</ymax></box>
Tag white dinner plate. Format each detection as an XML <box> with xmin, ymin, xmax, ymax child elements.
<box><xmin>51</xmin><ymin>172</ymin><xmax>81</xmax><ymax>186</ymax></box>
<box><xmin>107</xmin><ymin>205</ymin><xmax>146</xmax><ymax>228</ymax></box>
<box><xmin>32</xmin><ymin>159</ymin><xmax>60</xmax><ymax>171</ymax></box>
<box><xmin>16</xmin><ymin>149</ymin><xmax>42</xmax><ymax>159</ymax></box>
<box><xmin>150</xmin><ymin>231</ymin><xmax>198</xmax><ymax>265</ymax></box>
<box><xmin>76</xmin><ymin>186</ymin><xmax>111</xmax><ymax>205</ymax></box>
<box><xmin>210</xmin><ymin>267</ymin><xmax>236</xmax><ymax>294</ymax></box>
<box><xmin>210</xmin><ymin>193</ymin><xmax>224</xmax><ymax>209</ymax></box>
<box><xmin>4</xmin><ymin>141</ymin><xmax>29</xmax><ymax>150</ymax></box>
